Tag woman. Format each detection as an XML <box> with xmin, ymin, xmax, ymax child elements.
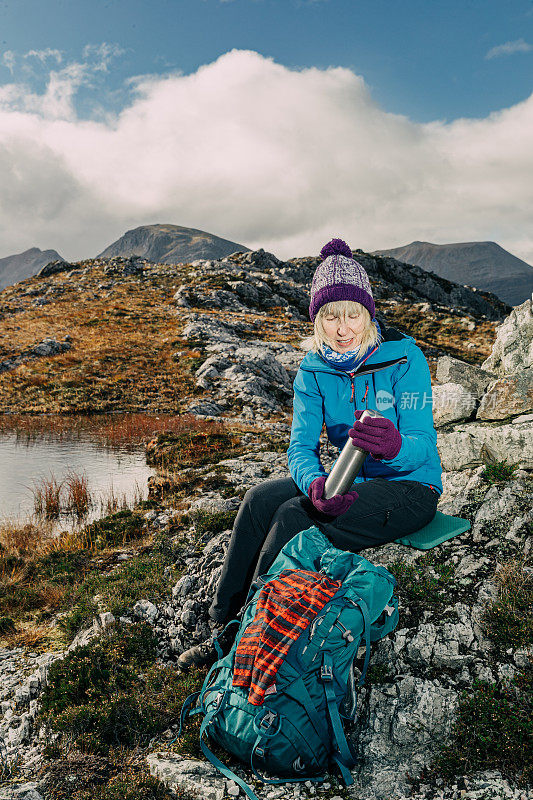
<box><xmin>177</xmin><ymin>238</ymin><xmax>442</xmax><ymax>670</ymax></box>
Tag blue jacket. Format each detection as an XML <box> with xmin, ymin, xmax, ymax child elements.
<box><xmin>287</xmin><ymin>318</ymin><xmax>443</xmax><ymax>496</ymax></box>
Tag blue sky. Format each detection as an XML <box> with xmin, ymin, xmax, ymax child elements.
<box><xmin>0</xmin><ymin>0</ymin><xmax>532</xmax><ymax>264</ymax></box>
<box><xmin>1</xmin><ymin>0</ymin><xmax>531</xmax><ymax>122</ymax></box>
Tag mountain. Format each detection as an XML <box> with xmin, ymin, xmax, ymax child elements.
<box><xmin>96</xmin><ymin>223</ymin><xmax>251</xmax><ymax>263</ymax></box>
<box><xmin>0</xmin><ymin>247</ymin><xmax>66</xmax><ymax>290</ymax></box>
<box><xmin>371</xmin><ymin>241</ymin><xmax>533</xmax><ymax>306</ymax></box>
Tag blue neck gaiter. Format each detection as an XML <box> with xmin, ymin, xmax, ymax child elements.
<box><xmin>319</xmin><ymin>319</ymin><xmax>382</xmax><ymax>372</ymax></box>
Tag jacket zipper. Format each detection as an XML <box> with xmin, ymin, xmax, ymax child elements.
<box><xmin>301</xmin><ymin>355</ymin><xmax>408</xmax><ymax>484</ymax></box>
<box><xmin>300</xmin><ymin>355</ymin><xmax>407</xmax><ymax>378</ymax></box>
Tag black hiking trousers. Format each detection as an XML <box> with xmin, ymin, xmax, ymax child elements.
<box><xmin>208</xmin><ymin>476</ymin><xmax>439</xmax><ymax>625</ymax></box>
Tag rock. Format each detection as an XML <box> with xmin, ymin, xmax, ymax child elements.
<box><xmin>433</xmin><ymin>382</ymin><xmax>477</xmax><ymax>426</ymax></box>
<box><xmin>133</xmin><ymin>599</ymin><xmax>158</xmax><ymax>623</ymax></box>
<box><xmin>437</xmin><ymin>420</ymin><xmax>533</xmax><ymax>471</ymax></box>
<box><xmin>477</xmin><ymin>372</ymin><xmax>533</xmax><ymax>419</ymax></box>
<box><xmin>0</xmin><ymin>783</ymin><xmax>44</xmax><ymax>800</ymax></box>
<box><xmin>185</xmin><ymin>400</ymin><xmax>224</xmax><ymax>416</ymax></box>
<box><xmin>37</xmin><ymin>259</ymin><xmax>71</xmax><ymax>278</ymax></box>
<box><xmin>147</xmin><ymin>754</ymin><xmax>226</xmax><ymax>800</ymax></box>
<box><xmin>28</xmin><ymin>338</ymin><xmax>71</xmax><ymax>358</ymax></box>
<box><xmin>355</xmin><ymin>676</ymin><xmax>459</xmax><ymax>798</ymax></box>
<box><xmin>436</xmin><ymin>356</ymin><xmax>495</xmax><ymax>399</ymax></box>
<box><xmin>481</xmin><ymin>296</ymin><xmax>533</xmax><ymax>375</ymax></box>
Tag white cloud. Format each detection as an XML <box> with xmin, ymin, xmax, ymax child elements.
<box><xmin>486</xmin><ymin>38</ymin><xmax>532</xmax><ymax>59</ymax></box>
<box><xmin>24</xmin><ymin>48</ymin><xmax>63</xmax><ymax>65</ymax></box>
<box><xmin>0</xmin><ymin>47</ymin><xmax>532</xmax><ymax>266</ymax></box>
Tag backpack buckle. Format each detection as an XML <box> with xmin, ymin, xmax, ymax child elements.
<box><xmin>253</xmin><ymin>709</ymin><xmax>280</xmax><ymax>737</ymax></box>
<box><xmin>320</xmin><ymin>664</ymin><xmax>333</xmax><ymax>682</ymax></box>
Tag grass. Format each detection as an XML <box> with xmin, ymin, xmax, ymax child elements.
<box><xmin>37</xmin><ymin>620</ymin><xmax>204</xmax><ymax>800</ymax></box>
<box><xmin>29</xmin><ymin>470</ymin><xmax>145</xmax><ymax>523</ymax></box>
<box><xmin>65</xmin><ymin>470</ymin><xmax>90</xmax><ymax>516</ymax></box>
<box><xmin>389</xmin><ymin>551</ymin><xmax>455</xmax><ymax>614</ymax></box>
<box><xmin>482</xmin><ymin>559</ymin><xmax>533</xmax><ymax>648</ymax></box>
<box><xmin>0</xmin><ymin>510</ymin><xmax>183</xmax><ymax>647</ymax></box>
<box><xmin>482</xmin><ymin>459</ymin><xmax>519</xmax><ymax>484</ymax></box>
<box><xmin>190</xmin><ymin>509</ymin><xmax>238</xmax><ymax>539</ymax></box>
<box><xmin>32</xmin><ymin>474</ymin><xmax>63</xmax><ymax>517</ymax></box>
<box><xmin>145</xmin><ymin>426</ymin><xmax>243</xmax><ymax>470</ymax></box>
<box><xmin>423</xmin><ymin>667</ymin><xmax>532</xmax><ymax>787</ymax></box>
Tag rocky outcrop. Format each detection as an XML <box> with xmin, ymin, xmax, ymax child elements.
<box><xmin>433</xmin><ymin>297</ymin><xmax>532</xmax><ymax>437</ymax></box>
<box><xmin>0</xmin><ymin>337</ymin><xmax>72</xmax><ymax>374</ymax></box>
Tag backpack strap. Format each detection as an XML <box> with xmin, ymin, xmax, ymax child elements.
<box><xmin>212</xmin><ymin>618</ymin><xmax>241</xmax><ymax>659</ymax></box>
<box><xmin>320</xmin><ymin>653</ymin><xmax>356</xmax><ymax>786</ymax></box>
<box><xmin>319</xmin><ymin>598</ymin><xmax>371</xmax><ymax>786</ymax></box>
<box><xmin>177</xmin><ymin>690</ymin><xmax>202</xmax><ymax>737</ymax></box>
<box><xmin>199</xmin><ymin>694</ymin><xmax>262</xmax><ymax>800</ymax></box>
<box><xmin>348</xmin><ymin>597</ymin><xmax>371</xmax><ymax>685</ymax></box>
<box><xmin>283</xmin><ymin>677</ymin><xmax>329</xmax><ymax>744</ymax></box>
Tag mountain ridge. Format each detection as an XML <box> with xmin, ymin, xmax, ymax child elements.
<box><xmin>372</xmin><ymin>240</ymin><xmax>533</xmax><ymax>306</ymax></box>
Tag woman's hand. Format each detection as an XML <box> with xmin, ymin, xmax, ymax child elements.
<box><xmin>348</xmin><ymin>412</ymin><xmax>402</xmax><ymax>461</ymax></box>
<box><xmin>308</xmin><ymin>476</ymin><xmax>359</xmax><ymax>516</ymax></box>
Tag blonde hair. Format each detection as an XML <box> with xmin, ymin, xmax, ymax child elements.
<box><xmin>300</xmin><ymin>300</ymin><xmax>382</xmax><ymax>353</ymax></box>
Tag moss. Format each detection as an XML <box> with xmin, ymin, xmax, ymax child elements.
<box><xmin>40</xmin><ymin>623</ymin><xmax>156</xmax><ymax>712</ymax></box>
<box><xmin>424</xmin><ymin>669</ymin><xmax>532</xmax><ymax>786</ymax></box>
<box><xmin>0</xmin><ymin>616</ymin><xmax>16</xmax><ymax>633</ymax></box>
<box><xmin>36</xmin><ymin>549</ymin><xmax>92</xmax><ymax>585</ymax></box>
<box><xmin>39</xmin><ymin>621</ymin><xmax>207</xmax><ymax>757</ymax></box>
<box><xmin>58</xmin><ymin>534</ymin><xmax>183</xmax><ymax>640</ymax></box>
<box><xmin>365</xmin><ymin>663</ymin><xmax>391</xmax><ymax>685</ymax></box>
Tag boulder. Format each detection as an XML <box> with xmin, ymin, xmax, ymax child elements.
<box><xmin>433</xmin><ymin>382</ymin><xmax>477</xmax><ymax>425</ymax></box>
<box><xmin>477</xmin><ymin>372</ymin><xmax>533</xmax><ymax>420</ymax></box>
<box><xmin>147</xmin><ymin>754</ymin><xmax>227</xmax><ymax>800</ymax></box>
<box><xmin>437</xmin><ymin>420</ymin><xmax>533</xmax><ymax>471</ymax></box>
<box><xmin>37</xmin><ymin>259</ymin><xmax>71</xmax><ymax>278</ymax></box>
<box><xmin>481</xmin><ymin>296</ymin><xmax>533</xmax><ymax>375</ymax></box>
<box><xmin>436</xmin><ymin>355</ymin><xmax>495</xmax><ymax>399</ymax></box>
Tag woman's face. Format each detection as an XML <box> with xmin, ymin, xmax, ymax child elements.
<box><xmin>322</xmin><ymin>310</ymin><xmax>366</xmax><ymax>352</ymax></box>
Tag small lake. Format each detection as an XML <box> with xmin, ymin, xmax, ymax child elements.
<box><xmin>0</xmin><ymin>414</ymin><xmax>158</xmax><ymax>533</ymax></box>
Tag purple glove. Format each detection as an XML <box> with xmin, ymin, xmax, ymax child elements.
<box><xmin>348</xmin><ymin>412</ymin><xmax>402</xmax><ymax>461</ymax></box>
<box><xmin>308</xmin><ymin>476</ymin><xmax>359</xmax><ymax>516</ymax></box>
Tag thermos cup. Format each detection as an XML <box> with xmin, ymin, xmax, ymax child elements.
<box><xmin>324</xmin><ymin>409</ymin><xmax>384</xmax><ymax>499</ymax></box>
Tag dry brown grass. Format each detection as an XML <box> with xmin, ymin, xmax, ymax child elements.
<box><xmin>0</xmin><ymin>263</ymin><xmax>196</xmax><ymax>413</ymax></box>
<box><xmin>65</xmin><ymin>470</ymin><xmax>90</xmax><ymax>517</ymax></box>
<box><xmin>32</xmin><ymin>474</ymin><xmax>63</xmax><ymax>517</ymax></box>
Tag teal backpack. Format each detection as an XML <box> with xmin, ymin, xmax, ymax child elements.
<box><xmin>178</xmin><ymin>526</ymin><xmax>399</xmax><ymax>799</ymax></box>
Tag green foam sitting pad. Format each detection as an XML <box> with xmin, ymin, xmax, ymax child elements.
<box><xmin>395</xmin><ymin>511</ymin><xmax>471</xmax><ymax>550</ymax></box>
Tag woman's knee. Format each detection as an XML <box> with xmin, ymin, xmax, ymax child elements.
<box><xmin>242</xmin><ymin>478</ymin><xmax>300</xmax><ymax>510</ymax></box>
<box><xmin>271</xmin><ymin>495</ymin><xmax>312</xmax><ymax>526</ymax></box>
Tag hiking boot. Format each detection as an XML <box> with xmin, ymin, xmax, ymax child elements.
<box><xmin>177</xmin><ymin>623</ymin><xmax>234</xmax><ymax>672</ymax></box>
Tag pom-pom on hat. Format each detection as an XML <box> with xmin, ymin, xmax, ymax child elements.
<box><xmin>309</xmin><ymin>238</ymin><xmax>375</xmax><ymax>322</ymax></box>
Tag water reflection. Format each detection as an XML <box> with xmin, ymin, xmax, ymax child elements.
<box><xmin>0</xmin><ymin>415</ymin><xmax>157</xmax><ymax>533</ymax></box>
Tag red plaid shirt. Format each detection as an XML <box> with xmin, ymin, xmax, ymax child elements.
<box><xmin>232</xmin><ymin>568</ymin><xmax>341</xmax><ymax>706</ymax></box>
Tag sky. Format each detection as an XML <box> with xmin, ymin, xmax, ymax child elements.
<box><xmin>0</xmin><ymin>0</ymin><xmax>532</xmax><ymax>264</ymax></box>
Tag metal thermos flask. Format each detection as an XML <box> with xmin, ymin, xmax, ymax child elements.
<box><xmin>324</xmin><ymin>409</ymin><xmax>384</xmax><ymax>499</ymax></box>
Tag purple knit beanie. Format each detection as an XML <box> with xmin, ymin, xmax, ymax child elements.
<box><xmin>309</xmin><ymin>238</ymin><xmax>375</xmax><ymax>322</ymax></box>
